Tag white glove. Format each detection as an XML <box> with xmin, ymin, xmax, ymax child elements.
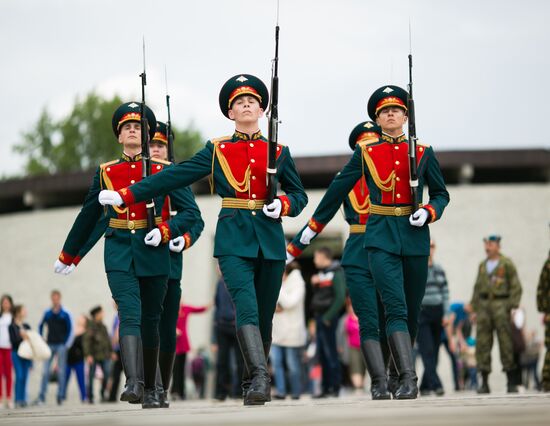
<box><xmin>300</xmin><ymin>226</ymin><xmax>317</xmax><ymax>245</ymax></box>
<box><xmin>62</xmin><ymin>264</ymin><xmax>76</xmax><ymax>275</ymax></box>
<box><xmin>98</xmin><ymin>190</ymin><xmax>123</xmax><ymax>206</ymax></box>
<box><xmin>54</xmin><ymin>259</ymin><xmax>70</xmax><ymax>274</ymax></box>
<box><xmin>169</xmin><ymin>236</ymin><xmax>185</xmax><ymax>253</ymax></box>
<box><xmin>144</xmin><ymin>228</ymin><xmax>162</xmax><ymax>247</ymax></box>
<box><xmin>286</xmin><ymin>251</ymin><xmax>295</xmax><ymax>265</ymax></box>
<box><xmin>409</xmin><ymin>208</ymin><xmax>429</xmax><ymax>227</ymax></box>
<box><xmin>262</xmin><ymin>199</ymin><xmax>282</xmax><ymax>219</ymax></box>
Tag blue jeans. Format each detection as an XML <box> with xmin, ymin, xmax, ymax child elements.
<box><xmin>270</xmin><ymin>345</ymin><xmax>303</xmax><ymax>398</ymax></box>
<box><xmin>87</xmin><ymin>359</ymin><xmax>111</xmax><ymax>402</ymax></box>
<box><xmin>315</xmin><ymin>316</ymin><xmax>341</xmax><ymax>394</ymax></box>
<box><xmin>38</xmin><ymin>343</ymin><xmax>67</xmax><ymax>401</ymax></box>
<box><xmin>12</xmin><ymin>351</ymin><xmax>32</xmax><ymax>403</ymax></box>
<box><xmin>65</xmin><ymin>361</ymin><xmax>86</xmax><ymax>401</ymax></box>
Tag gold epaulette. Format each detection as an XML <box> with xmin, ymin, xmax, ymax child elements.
<box><xmin>357</xmin><ymin>137</ymin><xmax>379</xmax><ymax>148</ymax></box>
<box><xmin>152</xmin><ymin>158</ymin><xmax>172</xmax><ymax>166</ymax></box>
<box><xmin>418</xmin><ymin>140</ymin><xmax>431</xmax><ymax>148</ymax></box>
<box><xmin>210</xmin><ymin>135</ymin><xmax>232</xmax><ymax>145</ymax></box>
<box><xmin>100</xmin><ymin>159</ymin><xmax>119</xmax><ymax>169</ymax></box>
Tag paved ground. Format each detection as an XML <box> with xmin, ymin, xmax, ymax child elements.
<box><xmin>2</xmin><ymin>393</ymin><xmax>550</xmax><ymax>426</ymax></box>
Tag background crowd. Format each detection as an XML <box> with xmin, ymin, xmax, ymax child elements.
<box><xmin>0</xmin><ymin>235</ymin><xmax>548</xmax><ymax>408</ymax></box>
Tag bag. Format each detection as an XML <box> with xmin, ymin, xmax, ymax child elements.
<box><xmin>17</xmin><ymin>340</ymin><xmax>34</xmax><ymax>360</ymax></box>
<box><xmin>18</xmin><ymin>330</ymin><xmax>52</xmax><ymax>361</ymax></box>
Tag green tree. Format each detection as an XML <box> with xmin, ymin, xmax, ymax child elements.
<box><xmin>13</xmin><ymin>91</ymin><xmax>203</xmax><ymax>175</ymax></box>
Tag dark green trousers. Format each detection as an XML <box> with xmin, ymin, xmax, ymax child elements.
<box><xmin>107</xmin><ymin>264</ymin><xmax>168</xmax><ymax>348</ymax></box>
<box><xmin>217</xmin><ymin>253</ymin><xmax>285</xmax><ymax>343</ymax></box>
<box><xmin>344</xmin><ymin>265</ymin><xmax>380</xmax><ymax>342</ymax></box>
<box><xmin>368</xmin><ymin>249</ymin><xmax>428</xmax><ymax>339</ymax></box>
<box><xmin>159</xmin><ymin>279</ymin><xmax>182</xmax><ymax>353</ymax></box>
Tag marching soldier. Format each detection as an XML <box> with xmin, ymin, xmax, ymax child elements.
<box><xmin>536</xmin><ymin>242</ymin><xmax>550</xmax><ymax>392</ymax></box>
<box><xmin>469</xmin><ymin>235</ymin><xmax>522</xmax><ymax>394</ymax></box>
<box><xmin>285</xmin><ymin>85</ymin><xmax>449</xmax><ymax>399</ymax></box>
<box><xmin>98</xmin><ymin>74</ymin><xmax>308</xmax><ymax>405</ymax></box>
<box><xmin>148</xmin><ymin>122</ymin><xmax>205</xmax><ymax>407</ymax></box>
<box><xmin>53</xmin><ymin>102</ymin><xmax>200</xmax><ymax>408</ymax></box>
<box><xmin>286</xmin><ymin>121</ymin><xmax>391</xmax><ymax>399</ymax></box>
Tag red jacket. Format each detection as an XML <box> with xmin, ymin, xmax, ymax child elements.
<box><xmin>175</xmin><ymin>305</ymin><xmax>207</xmax><ymax>354</ymax></box>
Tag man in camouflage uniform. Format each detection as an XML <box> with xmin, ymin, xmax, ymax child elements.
<box><xmin>470</xmin><ymin>235</ymin><xmax>522</xmax><ymax>393</ymax></box>
<box><xmin>536</xmin><ymin>247</ymin><xmax>550</xmax><ymax>392</ymax></box>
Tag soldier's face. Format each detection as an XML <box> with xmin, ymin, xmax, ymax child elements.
<box><xmin>118</xmin><ymin>122</ymin><xmax>142</xmax><ymax>147</ymax></box>
<box><xmin>149</xmin><ymin>142</ymin><xmax>168</xmax><ymax>161</ymax></box>
<box><xmin>484</xmin><ymin>241</ymin><xmax>500</xmax><ymax>257</ymax></box>
<box><xmin>376</xmin><ymin>107</ymin><xmax>407</xmax><ymax>133</ymax></box>
<box><xmin>228</xmin><ymin>96</ymin><xmax>264</xmax><ymax>123</ymax></box>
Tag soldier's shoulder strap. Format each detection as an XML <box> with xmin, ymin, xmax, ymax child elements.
<box><xmin>210</xmin><ymin>135</ymin><xmax>232</xmax><ymax>145</ymax></box>
<box><xmin>417</xmin><ymin>140</ymin><xmax>431</xmax><ymax>148</ymax></box>
<box><xmin>357</xmin><ymin>137</ymin><xmax>380</xmax><ymax>148</ymax></box>
<box><xmin>99</xmin><ymin>159</ymin><xmax>119</xmax><ymax>169</ymax></box>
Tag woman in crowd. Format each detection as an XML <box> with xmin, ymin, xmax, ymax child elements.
<box><xmin>0</xmin><ymin>294</ymin><xmax>14</xmax><ymax>408</ymax></box>
<box><xmin>8</xmin><ymin>304</ymin><xmax>31</xmax><ymax>408</ymax></box>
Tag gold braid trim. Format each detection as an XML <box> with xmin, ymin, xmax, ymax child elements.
<box><xmin>348</xmin><ymin>191</ymin><xmax>370</xmax><ymax>215</ymax></box>
<box><xmin>213</xmin><ymin>141</ymin><xmax>250</xmax><ymax>193</ymax></box>
<box><xmin>100</xmin><ymin>164</ymin><xmax>128</xmax><ymax>214</ymax></box>
<box><xmin>361</xmin><ymin>148</ymin><xmax>395</xmax><ymax>193</ymax></box>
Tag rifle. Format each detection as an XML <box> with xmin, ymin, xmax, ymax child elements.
<box><xmin>165</xmin><ymin>66</ymin><xmax>177</xmax><ymax>218</ymax></box>
<box><xmin>165</xmin><ymin>66</ymin><xmax>175</xmax><ymax>164</ymax></box>
<box><xmin>140</xmin><ymin>38</ymin><xmax>157</xmax><ymax>231</ymax></box>
<box><xmin>407</xmin><ymin>23</ymin><xmax>420</xmax><ymax>213</ymax></box>
<box><xmin>266</xmin><ymin>1</ymin><xmax>280</xmax><ymax>207</ymax></box>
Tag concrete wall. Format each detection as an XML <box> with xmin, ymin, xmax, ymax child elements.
<box><xmin>1</xmin><ymin>183</ymin><xmax>549</xmax><ymax>395</ymax></box>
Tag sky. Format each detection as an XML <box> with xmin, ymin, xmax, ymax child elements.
<box><xmin>1</xmin><ymin>0</ymin><xmax>549</xmax><ymax>177</ymax></box>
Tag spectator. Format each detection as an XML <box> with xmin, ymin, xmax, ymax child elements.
<box><xmin>270</xmin><ymin>262</ymin><xmax>307</xmax><ymax>400</ymax></box>
<box><xmin>83</xmin><ymin>306</ymin><xmax>112</xmax><ymax>403</ymax></box>
<box><xmin>36</xmin><ymin>289</ymin><xmax>72</xmax><ymax>405</ymax></box>
<box><xmin>212</xmin><ymin>275</ymin><xmax>244</xmax><ymax>401</ymax></box>
<box><xmin>191</xmin><ymin>348</ymin><xmax>210</xmax><ymax>399</ymax></box>
<box><xmin>108</xmin><ymin>309</ymin><xmax>123</xmax><ymax>403</ymax></box>
<box><xmin>521</xmin><ymin>329</ymin><xmax>542</xmax><ymax>390</ymax></box>
<box><xmin>442</xmin><ymin>302</ymin><xmax>468</xmax><ymax>391</ymax></box>
<box><xmin>417</xmin><ymin>240</ymin><xmax>448</xmax><ymax>396</ymax></box>
<box><xmin>65</xmin><ymin>315</ymin><xmax>87</xmax><ymax>403</ymax></box>
<box><xmin>8</xmin><ymin>304</ymin><xmax>30</xmax><ymax>408</ymax></box>
<box><xmin>511</xmin><ymin>308</ymin><xmax>527</xmax><ymax>389</ymax></box>
<box><xmin>344</xmin><ymin>301</ymin><xmax>365</xmax><ymax>393</ymax></box>
<box><xmin>462</xmin><ymin>336</ymin><xmax>478</xmax><ymax>390</ymax></box>
<box><xmin>0</xmin><ymin>294</ymin><xmax>14</xmax><ymax>408</ymax></box>
<box><xmin>172</xmin><ymin>302</ymin><xmax>209</xmax><ymax>400</ymax></box>
<box><xmin>469</xmin><ymin>235</ymin><xmax>522</xmax><ymax>394</ymax></box>
<box><xmin>310</xmin><ymin>247</ymin><xmax>346</xmax><ymax>398</ymax></box>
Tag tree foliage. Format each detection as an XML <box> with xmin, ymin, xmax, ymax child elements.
<box><xmin>13</xmin><ymin>92</ymin><xmax>203</xmax><ymax>175</ymax></box>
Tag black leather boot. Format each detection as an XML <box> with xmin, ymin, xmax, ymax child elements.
<box><xmin>361</xmin><ymin>340</ymin><xmax>391</xmax><ymax>400</ymax></box>
<box><xmin>237</xmin><ymin>325</ymin><xmax>270</xmax><ymax>406</ymax></box>
<box><xmin>388</xmin><ymin>332</ymin><xmax>418</xmax><ymax>400</ymax></box>
<box><xmin>506</xmin><ymin>371</ymin><xmax>518</xmax><ymax>393</ymax></box>
<box><xmin>477</xmin><ymin>371</ymin><xmax>490</xmax><ymax>394</ymax></box>
<box><xmin>119</xmin><ymin>335</ymin><xmax>144</xmax><ymax>404</ymax></box>
<box><xmin>142</xmin><ymin>347</ymin><xmax>161</xmax><ymax>409</ymax></box>
<box><xmin>262</xmin><ymin>341</ymin><xmax>272</xmax><ymax>402</ymax></box>
<box><xmin>157</xmin><ymin>351</ymin><xmax>176</xmax><ymax>408</ymax></box>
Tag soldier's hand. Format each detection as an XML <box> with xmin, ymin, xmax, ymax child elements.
<box><xmin>263</xmin><ymin>199</ymin><xmax>282</xmax><ymax>219</ymax></box>
<box><xmin>144</xmin><ymin>228</ymin><xmax>162</xmax><ymax>247</ymax></box>
<box><xmin>98</xmin><ymin>190</ymin><xmax>123</xmax><ymax>206</ymax></box>
<box><xmin>409</xmin><ymin>208</ymin><xmax>429</xmax><ymax>227</ymax></box>
<box><xmin>286</xmin><ymin>251</ymin><xmax>295</xmax><ymax>265</ymax></box>
<box><xmin>169</xmin><ymin>236</ymin><xmax>185</xmax><ymax>253</ymax></box>
<box><xmin>300</xmin><ymin>226</ymin><xmax>317</xmax><ymax>245</ymax></box>
<box><xmin>62</xmin><ymin>264</ymin><xmax>76</xmax><ymax>275</ymax></box>
<box><xmin>54</xmin><ymin>259</ymin><xmax>70</xmax><ymax>274</ymax></box>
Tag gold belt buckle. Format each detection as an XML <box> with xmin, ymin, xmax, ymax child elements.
<box><xmin>248</xmin><ymin>200</ymin><xmax>256</xmax><ymax>210</ymax></box>
<box><xmin>394</xmin><ymin>207</ymin><xmax>402</xmax><ymax>216</ymax></box>
<box><xmin>127</xmin><ymin>220</ymin><xmax>135</xmax><ymax>230</ymax></box>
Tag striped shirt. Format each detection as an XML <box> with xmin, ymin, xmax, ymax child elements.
<box><xmin>421</xmin><ymin>263</ymin><xmax>449</xmax><ymax>313</ymax></box>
